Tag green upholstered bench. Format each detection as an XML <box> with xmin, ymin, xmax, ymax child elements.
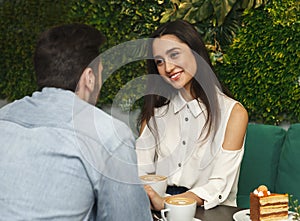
<box><xmin>237</xmin><ymin>123</ymin><xmax>300</xmax><ymax>208</ymax></box>
<box><xmin>276</xmin><ymin>124</ymin><xmax>300</xmax><ymax>204</ymax></box>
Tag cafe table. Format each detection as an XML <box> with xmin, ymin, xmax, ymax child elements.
<box><xmin>152</xmin><ymin>205</ymin><xmax>245</xmax><ymax>221</ymax></box>
<box><xmin>195</xmin><ymin>205</ymin><xmax>244</xmax><ymax>221</ymax></box>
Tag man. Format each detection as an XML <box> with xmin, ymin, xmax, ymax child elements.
<box><xmin>0</xmin><ymin>24</ymin><xmax>152</xmax><ymax>220</ymax></box>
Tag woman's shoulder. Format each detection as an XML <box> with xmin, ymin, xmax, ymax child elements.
<box><xmin>222</xmin><ymin>103</ymin><xmax>248</xmax><ymax>150</ymax></box>
<box><xmin>217</xmin><ymin>91</ymin><xmax>236</xmax><ymax>102</ymax></box>
<box><xmin>217</xmin><ymin>92</ymin><xmax>248</xmax><ymax>126</ymax></box>
<box><xmin>231</xmin><ymin>103</ymin><xmax>248</xmax><ymax>121</ymax></box>
<box><xmin>217</xmin><ymin>91</ymin><xmax>245</xmax><ymax>110</ymax></box>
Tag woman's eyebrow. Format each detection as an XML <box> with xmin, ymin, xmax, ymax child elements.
<box><xmin>154</xmin><ymin>47</ymin><xmax>181</xmax><ymax>58</ymax></box>
<box><xmin>166</xmin><ymin>47</ymin><xmax>181</xmax><ymax>55</ymax></box>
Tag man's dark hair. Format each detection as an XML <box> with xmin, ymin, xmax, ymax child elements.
<box><xmin>34</xmin><ymin>23</ymin><xmax>105</xmax><ymax>91</ymax></box>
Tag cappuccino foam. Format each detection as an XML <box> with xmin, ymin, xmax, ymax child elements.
<box><xmin>166</xmin><ymin>197</ymin><xmax>196</xmax><ymax>206</ymax></box>
<box><xmin>140</xmin><ymin>175</ymin><xmax>167</xmax><ymax>182</ymax></box>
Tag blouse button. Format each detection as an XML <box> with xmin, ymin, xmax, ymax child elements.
<box><xmin>185</xmin><ymin>117</ymin><xmax>189</xmax><ymax>121</ymax></box>
<box><xmin>182</xmin><ymin>140</ymin><xmax>186</xmax><ymax>145</ymax></box>
<box><xmin>219</xmin><ymin>195</ymin><xmax>222</xmax><ymax>199</ymax></box>
<box><xmin>178</xmin><ymin>163</ymin><xmax>182</xmax><ymax>167</ymax></box>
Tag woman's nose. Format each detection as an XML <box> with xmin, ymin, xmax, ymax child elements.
<box><xmin>165</xmin><ymin>61</ymin><xmax>175</xmax><ymax>73</ymax></box>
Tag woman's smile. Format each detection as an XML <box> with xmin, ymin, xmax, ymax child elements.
<box><xmin>169</xmin><ymin>71</ymin><xmax>182</xmax><ymax>80</ymax></box>
<box><xmin>152</xmin><ymin>34</ymin><xmax>197</xmax><ymax>92</ymax></box>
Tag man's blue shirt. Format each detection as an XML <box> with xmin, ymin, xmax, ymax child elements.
<box><xmin>0</xmin><ymin>87</ymin><xmax>152</xmax><ymax>221</ymax></box>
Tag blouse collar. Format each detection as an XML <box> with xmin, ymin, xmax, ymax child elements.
<box><xmin>172</xmin><ymin>91</ymin><xmax>206</xmax><ymax>118</ymax></box>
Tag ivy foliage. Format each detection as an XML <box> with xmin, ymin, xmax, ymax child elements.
<box><xmin>68</xmin><ymin>0</ymin><xmax>168</xmax><ymax>107</ymax></box>
<box><xmin>0</xmin><ymin>0</ymin><xmax>75</xmax><ymax>100</ymax></box>
<box><xmin>0</xmin><ymin>0</ymin><xmax>167</xmax><ymax>106</ymax></box>
<box><xmin>216</xmin><ymin>0</ymin><xmax>300</xmax><ymax>125</ymax></box>
<box><xmin>160</xmin><ymin>0</ymin><xmax>269</xmax><ymax>62</ymax></box>
<box><xmin>0</xmin><ymin>0</ymin><xmax>299</xmax><ymax>124</ymax></box>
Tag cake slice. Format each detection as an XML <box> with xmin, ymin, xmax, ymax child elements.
<box><xmin>250</xmin><ymin>185</ymin><xmax>289</xmax><ymax>221</ymax></box>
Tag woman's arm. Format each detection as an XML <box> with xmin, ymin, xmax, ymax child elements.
<box><xmin>222</xmin><ymin>103</ymin><xmax>248</xmax><ymax>151</ymax></box>
<box><xmin>136</xmin><ymin>119</ymin><xmax>157</xmax><ymax>175</ymax></box>
<box><xmin>188</xmin><ymin>103</ymin><xmax>248</xmax><ymax>209</ymax></box>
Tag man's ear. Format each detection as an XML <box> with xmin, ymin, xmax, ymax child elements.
<box><xmin>82</xmin><ymin>67</ymin><xmax>95</xmax><ymax>92</ymax></box>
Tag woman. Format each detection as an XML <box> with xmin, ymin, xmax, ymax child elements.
<box><xmin>136</xmin><ymin>19</ymin><xmax>248</xmax><ymax>210</ymax></box>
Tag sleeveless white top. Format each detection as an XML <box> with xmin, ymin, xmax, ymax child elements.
<box><xmin>136</xmin><ymin>91</ymin><xmax>245</xmax><ymax>209</ymax></box>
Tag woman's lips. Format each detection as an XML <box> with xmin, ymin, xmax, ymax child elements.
<box><xmin>170</xmin><ymin>72</ymin><xmax>182</xmax><ymax>81</ymax></box>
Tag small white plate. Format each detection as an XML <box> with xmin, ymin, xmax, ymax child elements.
<box><xmin>157</xmin><ymin>218</ymin><xmax>201</xmax><ymax>221</ymax></box>
<box><xmin>233</xmin><ymin>209</ymin><xmax>296</xmax><ymax>221</ymax></box>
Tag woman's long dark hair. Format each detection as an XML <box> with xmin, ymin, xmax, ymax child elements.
<box><xmin>139</xmin><ymin>19</ymin><xmax>232</xmax><ymax>140</ymax></box>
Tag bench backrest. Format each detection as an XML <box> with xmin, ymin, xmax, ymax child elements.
<box><xmin>276</xmin><ymin>123</ymin><xmax>300</xmax><ymax>205</ymax></box>
<box><xmin>237</xmin><ymin>124</ymin><xmax>286</xmax><ymax>208</ymax></box>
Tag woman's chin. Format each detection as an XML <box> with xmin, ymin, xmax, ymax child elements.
<box><xmin>162</xmin><ymin>76</ymin><xmax>185</xmax><ymax>90</ymax></box>
<box><xmin>169</xmin><ymin>81</ymin><xmax>184</xmax><ymax>89</ymax></box>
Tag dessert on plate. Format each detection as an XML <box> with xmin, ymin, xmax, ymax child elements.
<box><xmin>250</xmin><ymin>185</ymin><xmax>289</xmax><ymax>221</ymax></box>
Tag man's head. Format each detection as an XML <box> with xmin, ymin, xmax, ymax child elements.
<box><xmin>34</xmin><ymin>23</ymin><xmax>105</xmax><ymax>104</ymax></box>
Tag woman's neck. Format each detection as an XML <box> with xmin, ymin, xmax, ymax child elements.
<box><xmin>179</xmin><ymin>88</ymin><xmax>194</xmax><ymax>102</ymax></box>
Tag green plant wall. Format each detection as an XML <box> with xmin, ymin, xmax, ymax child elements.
<box><xmin>68</xmin><ymin>0</ymin><xmax>168</xmax><ymax>107</ymax></box>
<box><xmin>0</xmin><ymin>0</ymin><xmax>299</xmax><ymax>125</ymax></box>
<box><xmin>216</xmin><ymin>0</ymin><xmax>300</xmax><ymax>125</ymax></box>
<box><xmin>0</xmin><ymin>0</ymin><xmax>168</xmax><ymax>108</ymax></box>
<box><xmin>0</xmin><ymin>0</ymin><xmax>75</xmax><ymax>100</ymax></box>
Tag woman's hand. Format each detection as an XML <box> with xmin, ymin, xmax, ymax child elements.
<box><xmin>176</xmin><ymin>191</ymin><xmax>204</xmax><ymax>206</ymax></box>
<box><xmin>144</xmin><ymin>185</ymin><xmax>204</xmax><ymax>210</ymax></box>
<box><xmin>144</xmin><ymin>185</ymin><xmax>165</xmax><ymax>211</ymax></box>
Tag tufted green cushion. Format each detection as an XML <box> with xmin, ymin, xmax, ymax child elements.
<box><xmin>276</xmin><ymin>123</ymin><xmax>300</xmax><ymax>203</ymax></box>
<box><xmin>237</xmin><ymin>124</ymin><xmax>286</xmax><ymax>208</ymax></box>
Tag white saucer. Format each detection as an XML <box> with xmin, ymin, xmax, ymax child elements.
<box><xmin>157</xmin><ymin>218</ymin><xmax>201</xmax><ymax>221</ymax></box>
<box><xmin>233</xmin><ymin>209</ymin><xmax>296</xmax><ymax>221</ymax></box>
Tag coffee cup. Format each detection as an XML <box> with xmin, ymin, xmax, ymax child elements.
<box><xmin>161</xmin><ymin>197</ymin><xmax>197</xmax><ymax>221</ymax></box>
<box><xmin>140</xmin><ymin>174</ymin><xmax>167</xmax><ymax>197</ymax></box>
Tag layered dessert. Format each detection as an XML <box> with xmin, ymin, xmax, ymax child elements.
<box><xmin>250</xmin><ymin>185</ymin><xmax>288</xmax><ymax>221</ymax></box>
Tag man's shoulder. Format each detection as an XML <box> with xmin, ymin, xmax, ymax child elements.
<box><xmin>74</xmin><ymin>104</ymin><xmax>135</xmax><ymax>146</ymax></box>
<box><xmin>93</xmin><ymin>107</ymin><xmax>131</xmax><ymax>132</ymax></box>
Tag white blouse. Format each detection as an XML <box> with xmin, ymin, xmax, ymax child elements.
<box><xmin>136</xmin><ymin>91</ymin><xmax>245</xmax><ymax>209</ymax></box>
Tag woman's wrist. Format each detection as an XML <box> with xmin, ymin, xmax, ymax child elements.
<box><xmin>176</xmin><ymin>191</ymin><xmax>204</xmax><ymax>206</ymax></box>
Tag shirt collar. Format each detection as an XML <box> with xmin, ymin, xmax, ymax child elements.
<box><xmin>172</xmin><ymin>91</ymin><xmax>205</xmax><ymax>117</ymax></box>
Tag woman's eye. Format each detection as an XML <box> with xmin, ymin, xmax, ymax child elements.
<box><xmin>155</xmin><ymin>58</ymin><xmax>164</xmax><ymax>66</ymax></box>
<box><xmin>170</xmin><ymin>51</ymin><xmax>179</xmax><ymax>59</ymax></box>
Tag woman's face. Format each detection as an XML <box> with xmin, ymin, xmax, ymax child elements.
<box><xmin>152</xmin><ymin>34</ymin><xmax>197</xmax><ymax>92</ymax></box>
